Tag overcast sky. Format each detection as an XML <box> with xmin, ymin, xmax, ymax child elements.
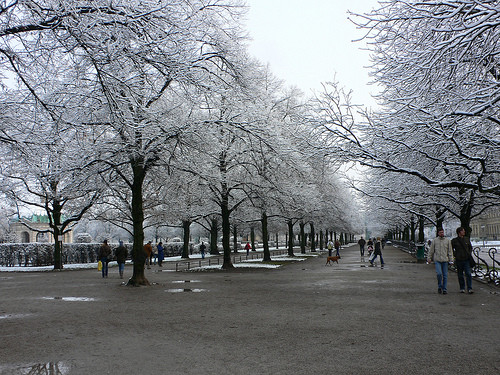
<box><xmin>244</xmin><ymin>0</ymin><xmax>380</xmax><ymax>108</ymax></box>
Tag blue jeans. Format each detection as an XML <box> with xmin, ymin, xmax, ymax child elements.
<box><xmin>100</xmin><ymin>257</ymin><xmax>108</xmax><ymax>278</ymax></box>
<box><xmin>360</xmin><ymin>246</ymin><xmax>365</xmax><ymax>256</ymax></box>
<box><xmin>456</xmin><ymin>259</ymin><xmax>472</xmax><ymax>291</ymax></box>
<box><xmin>434</xmin><ymin>261</ymin><xmax>448</xmax><ymax>291</ymax></box>
<box><xmin>370</xmin><ymin>253</ymin><xmax>384</xmax><ymax>265</ymax></box>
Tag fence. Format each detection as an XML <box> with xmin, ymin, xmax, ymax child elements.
<box><xmin>0</xmin><ymin>243</ymin><xmax>131</xmax><ymax>267</ymax></box>
<box><xmin>168</xmin><ymin>249</ymin><xmax>291</xmax><ymax>272</ymax></box>
<box><xmin>0</xmin><ymin>242</ymin><xmax>295</xmax><ymax>270</ymax></box>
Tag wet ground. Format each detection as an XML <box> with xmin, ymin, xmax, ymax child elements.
<box><xmin>1</xmin><ymin>245</ymin><xmax>499</xmax><ymax>374</ymax></box>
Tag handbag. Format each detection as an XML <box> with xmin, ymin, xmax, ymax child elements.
<box><xmin>98</xmin><ymin>260</ymin><xmax>103</xmax><ymax>271</ymax></box>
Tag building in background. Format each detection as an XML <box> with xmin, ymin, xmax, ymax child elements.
<box><xmin>9</xmin><ymin>215</ymin><xmax>73</xmax><ymax>243</ymax></box>
<box><xmin>470</xmin><ymin>208</ymin><xmax>500</xmax><ymax>242</ymax></box>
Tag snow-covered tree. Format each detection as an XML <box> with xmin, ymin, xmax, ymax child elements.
<box><xmin>0</xmin><ymin>0</ymin><xmax>248</xmax><ymax>283</ymax></box>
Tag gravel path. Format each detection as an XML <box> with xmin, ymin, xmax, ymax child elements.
<box><xmin>1</xmin><ymin>245</ymin><xmax>498</xmax><ymax>374</ymax></box>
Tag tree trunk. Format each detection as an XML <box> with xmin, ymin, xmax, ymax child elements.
<box><xmin>287</xmin><ymin>219</ymin><xmax>294</xmax><ymax>257</ymax></box>
<box><xmin>410</xmin><ymin>216</ymin><xmax>416</xmax><ymax>243</ymax></box>
<box><xmin>299</xmin><ymin>221</ymin><xmax>306</xmax><ymax>254</ymax></box>
<box><xmin>319</xmin><ymin>230</ymin><xmax>324</xmax><ymax>250</ymax></box>
<box><xmin>418</xmin><ymin>215</ymin><xmax>425</xmax><ymax>243</ymax></box>
<box><xmin>127</xmin><ymin>160</ymin><xmax>148</xmax><ymax>287</ymax></box>
<box><xmin>251</xmin><ymin>227</ymin><xmax>256</xmax><ymax>251</ymax></box>
<box><xmin>459</xmin><ymin>189</ymin><xmax>474</xmax><ymax>237</ymax></box>
<box><xmin>52</xmin><ymin>199</ymin><xmax>63</xmax><ymax>270</ymax></box>
<box><xmin>232</xmin><ymin>224</ymin><xmax>238</xmax><ymax>253</ymax></box>
<box><xmin>182</xmin><ymin>220</ymin><xmax>191</xmax><ymax>259</ymax></box>
<box><xmin>310</xmin><ymin>222</ymin><xmax>316</xmax><ymax>251</ymax></box>
<box><xmin>262</xmin><ymin>212</ymin><xmax>271</xmax><ymax>261</ymax></box>
<box><xmin>210</xmin><ymin>217</ymin><xmax>219</xmax><ymax>255</ymax></box>
<box><xmin>221</xmin><ymin>191</ymin><xmax>233</xmax><ymax>269</ymax></box>
<box><xmin>436</xmin><ymin>207</ymin><xmax>446</xmax><ymax>231</ymax></box>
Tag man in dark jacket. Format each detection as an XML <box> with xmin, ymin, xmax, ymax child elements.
<box><xmin>451</xmin><ymin>227</ymin><xmax>474</xmax><ymax>294</ymax></box>
<box><xmin>115</xmin><ymin>241</ymin><xmax>128</xmax><ymax>279</ymax></box>
<box><xmin>99</xmin><ymin>240</ymin><xmax>112</xmax><ymax>278</ymax></box>
<box><xmin>358</xmin><ymin>237</ymin><xmax>366</xmax><ymax>256</ymax></box>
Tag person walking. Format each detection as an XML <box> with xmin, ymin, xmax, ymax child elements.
<box><xmin>115</xmin><ymin>240</ymin><xmax>128</xmax><ymax>279</ymax></box>
<box><xmin>369</xmin><ymin>237</ymin><xmax>384</xmax><ymax>267</ymax></box>
<box><xmin>334</xmin><ymin>240</ymin><xmax>341</xmax><ymax>257</ymax></box>
<box><xmin>427</xmin><ymin>228</ymin><xmax>454</xmax><ymax>295</ymax></box>
<box><xmin>244</xmin><ymin>242</ymin><xmax>251</xmax><ymax>256</ymax></box>
<box><xmin>327</xmin><ymin>240</ymin><xmax>333</xmax><ymax>256</ymax></box>
<box><xmin>451</xmin><ymin>227</ymin><xmax>474</xmax><ymax>294</ymax></box>
<box><xmin>358</xmin><ymin>237</ymin><xmax>366</xmax><ymax>256</ymax></box>
<box><xmin>144</xmin><ymin>241</ymin><xmax>153</xmax><ymax>269</ymax></box>
<box><xmin>200</xmin><ymin>242</ymin><xmax>207</xmax><ymax>259</ymax></box>
<box><xmin>157</xmin><ymin>242</ymin><xmax>164</xmax><ymax>267</ymax></box>
<box><xmin>99</xmin><ymin>239</ymin><xmax>112</xmax><ymax>278</ymax></box>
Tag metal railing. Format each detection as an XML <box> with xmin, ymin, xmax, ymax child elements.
<box><xmin>468</xmin><ymin>247</ymin><xmax>499</xmax><ymax>286</ymax></box>
<box><xmin>167</xmin><ymin>249</ymin><xmax>293</xmax><ymax>272</ymax></box>
<box><xmin>393</xmin><ymin>240</ymin><xmax>499</xmax><ymax>286</ymax></box>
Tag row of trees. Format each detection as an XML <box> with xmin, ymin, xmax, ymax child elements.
<box><xmin>0</xmin><ymin>1</ymin><xmax>359</xmax><ymax>285</ymax></box>
<box><xmin>2</xmin><ymin>1</ymin><xmax>496</xmax><ymax>284</ymax></box>
<box><xmin>309</xmin><ymin>1</ymin><xmax>500</xmax><ymax>239</ymax></box>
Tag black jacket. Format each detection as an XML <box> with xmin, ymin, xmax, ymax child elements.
<box><xmin>451</xmin><ymin>236</ymin><xmax>472</xmax><ymax>261</ymax></box>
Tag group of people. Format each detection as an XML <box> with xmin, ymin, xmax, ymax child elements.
<box><xmin>358</xmin><ymin>237</ymin><xmax>385</xmax><ymax>267</ymax></box>
<box><xmin>98</xmin><ymin>239</ymin><xmax>164</xmax><ymax>278</ymax></box>
<box><xmin>98</xmin><ymin>239</ymin><xmax>128</xmax><ymax>279</ymax></box>
<box><xmin>427</xmin><ymin>226</ymin><xmax>474</xmax><ymax>295</ymax></box>
<box><xmin>143</xmin><ymin>241</ymin><xmax>165</xmax><ymax>269</ymax></box>
<box><xmin>327</xmin><ymin>239</ymin><xmax>341</xmax><ymax>257</ymax></box>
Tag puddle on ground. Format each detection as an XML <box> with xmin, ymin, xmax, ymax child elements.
<box><xmin>0</xmin><ymin>362</ymin><xmax>70</xmax><ymax>375</ymax></box>
<box><xmin>42</xmin><ymin>297</ymin><xmax>96</xmax><ymax>302</ymax></box>
<box><xmin>165</xmin><ymin>288</ymin><xmax>207</xmax><ymax>293</ymax></box>
<box><xmin>0</xmin><ymin>313</ymin><xmax>33</xmax><ymax>320</ymax></box>
<box><xmin>171</xmin><ymin>280</ymin><xmax>201</xmax><ymax>284</ymax></box>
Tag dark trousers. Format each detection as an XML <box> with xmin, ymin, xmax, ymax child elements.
<box><xmin>456</xmin><ymin>259</ymin><xmax>472</xmax><ymax>291</ymax></box>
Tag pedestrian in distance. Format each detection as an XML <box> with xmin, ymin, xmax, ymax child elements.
<box><xmin>157</xmin><ymin>242</ymin><xmax>164</xmax><ymax>267</ymax></box>
<box><xmin>144</xmin><ymin>241</ymin><xmax>153</xmax><ymax>269</ymax></box>
<box><xmin>427</xmin><ymin>228</ymin><xmax>454</xmax><ymax>295</ymax></box>
<box><xmin>334</xmin><ymin>240</ymin><xmax>341</xmax><ymax>257</ymax></box>
<box><xmin>327</xmin><ymin>240</ymin><xmax>333</xmax><ymax>257</ymax></box>
<box><xmin>358</xmin><ymin>237</ymin><xmax>366</xmax><ymax>256</ymax></box>
<box><xmin>200</xmin><ymin>242</ymin><xmax>207</xmax><ymax>259</ymax></box>
<box><xmin>99</xmin><ymin>239</ymin><xmax>112</xmax><ymax>278</ymax></box>
<box><xmin>367</xmin><ymin>238</ymin><xmax>374</xmax><ymax>252</ymax></box>
<box><xmin>451</xmin><ymin>227</ymin><xmax>474</xmax><ymax>294</ymax></box>
<box><xmin>115</xmin><ymin>240</ymin><xmax>128</xmax><ymax>279</ymax></box>
<box><xmin>369</xmin><ymin>237</ymin><xmax>384</xmax><ymax>268</ymax></box>
<box><xmin>244</xmin><ymin>242</ymin><xmax>251</xmax><ymax>256</ymax></box>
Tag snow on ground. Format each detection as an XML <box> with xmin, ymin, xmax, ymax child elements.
<box><xmin>0</xmin><ymin>251</ymin><xmax>319</xmax><ymax>272</ymax></box>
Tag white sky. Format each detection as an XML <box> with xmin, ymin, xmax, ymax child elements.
<box><xmin>244</xmin><ymin>0</ymin><xmax>380</xmax><ymax>108</ymax></box>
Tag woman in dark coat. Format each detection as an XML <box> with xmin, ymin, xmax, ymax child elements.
<box><xmin>115</xmin><ymin>241</ymin><xmax>128</xmax><ymax>279</ymax></box>
<box><xmin>157</xmin><ymin>242</ymin><xmax>164</xmax><ymax>267</ymax></box>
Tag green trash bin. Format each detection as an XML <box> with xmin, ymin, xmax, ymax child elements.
<box><xmin>416</xmin><ymin>243</ymin><xmax>425</xmax><ymax>263</ymax></box>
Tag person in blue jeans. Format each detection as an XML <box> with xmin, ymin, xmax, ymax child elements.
<box><xmin>427</xmin><ymin>228</ymin><xmax>454</xmax><ymax>294</ymax></box>
<box><xmin>99</xmin><ymin>239</ymin><xmax>112</xmax><ymax>278</ymax></box>
<box><xmin>369</xmin><ymin>237</ymin><xmax>384</xmax><ymax>267</ymax></box>
<box><xmin>451</xmin><ymin>227</ymin><xmax>474</xmax><ymax>294</ymax></box>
